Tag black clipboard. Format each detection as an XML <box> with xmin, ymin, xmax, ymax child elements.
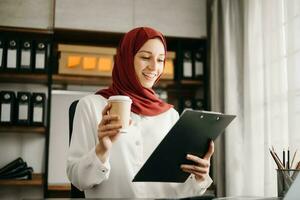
<box><xmin>132</xmin><ymin>109</ymin><xmax>236</xmax><ymax>182</ymax></box>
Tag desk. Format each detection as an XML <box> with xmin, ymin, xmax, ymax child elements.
<box><xmin>27</xmin><ymin>198</ymin><xmax>281</xmax><ymax>200</ymax></box>
<box><xmin>213</xmin><ymin>197</ymin><xmax>281</xmax><ymax>200</ymax></box>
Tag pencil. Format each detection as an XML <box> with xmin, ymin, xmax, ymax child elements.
<box><xmin>291</xmin><ymin>149</ymin><xmax>297</xmax><ymax>169</ymax></box>
<box><xmin>283</xmin><ymin>149</ymin><xmax>286</xmax><ymax>169</ymax></box>
<box><xmin>269</xmin><ymin>149</ymin><xmax>293</xmax><ymax>185</ymax></box>
<box><xmin>288</xmin><ymin>148</ymin><xmax>290</xmax><ymax>169</ymax></box>
<box><xmin>274</xmin><ymin>151</ymin><xmax>283</xmax><ymax>166</ymax></box>
<box><xmin>269</xmin><ymin>149</ymin><xmax>284</xmax><ymax>169</ymax></box>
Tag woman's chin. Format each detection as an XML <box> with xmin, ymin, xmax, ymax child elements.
<box><xmin>141</xmin><ymin>82</ymin><xmax>154</xmax><ymax>89</ymax></box>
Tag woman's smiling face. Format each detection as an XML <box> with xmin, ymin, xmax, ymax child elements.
<box><xmin>134</xmin><ymin>38</ymin><xmax>165</xmax><ymax>88</ymax></box>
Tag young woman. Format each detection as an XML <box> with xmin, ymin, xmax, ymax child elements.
<box><xmin>67</xmin><ymin>27</ymin><xmax>214</xmax><ymax>198</ymax></box>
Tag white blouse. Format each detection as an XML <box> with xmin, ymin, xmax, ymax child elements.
<box><xmin>67</xmin><ymin>94</ymin><xmax>212</xmax><ymax>199</ymax></box>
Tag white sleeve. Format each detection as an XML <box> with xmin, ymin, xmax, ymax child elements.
<box><xmin>66</xmin><ymin>97</ymin><xmax>110</xmax><ymax>191</ymax></box>
<box><xmin>172</xmin><ymin>174</ymin><xmax>213</xmax><ymax>198</ymax></box>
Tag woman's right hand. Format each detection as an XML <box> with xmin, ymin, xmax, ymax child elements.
<box><xmin>95</xmin><ymin>103</ymin><xmax>122</xmax><ymax>163</ymax></box>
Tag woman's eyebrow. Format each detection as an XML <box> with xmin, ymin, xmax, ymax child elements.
<box><xmin>138</xmin><ymin>50</ymin><xmax>165</xmax><ymax>56</ymax></box>
<box><xmin>138</xmin><ymin>50</ymin><xmax>152</xmax><ymax>54</ymax></box>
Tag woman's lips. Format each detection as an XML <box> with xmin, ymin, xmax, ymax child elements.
<box><xmin>142</xmin><ymin>72</ymin><xmax>157</xmax><ymax>80</ymax></box>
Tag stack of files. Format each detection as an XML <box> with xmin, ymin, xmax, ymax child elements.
<box><xmin>0</xmin><ymin>157</ymin><xmax>33</xmax><ymax>180</ymax></box>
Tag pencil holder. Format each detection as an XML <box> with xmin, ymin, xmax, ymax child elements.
<box><xmin>277</xmin><ymin>169</ymin><xmax>300</xmax><ymax>197</ymax></box>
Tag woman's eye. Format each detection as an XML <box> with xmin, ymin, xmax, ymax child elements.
<box><xmin>141</xmin><ymin>56</ymin><xmax>150</xmax><ymax>60</ymax></box>
<box><xmin>158</xmin><ymin>59</ymin><xmax>165</xmax><ymax>63</ymax></box>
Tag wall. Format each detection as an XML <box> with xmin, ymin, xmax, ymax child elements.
<box><xmin>0</xmin><ymin>0</ymin><xmax>53</xmax><ymax>29</ymax></box>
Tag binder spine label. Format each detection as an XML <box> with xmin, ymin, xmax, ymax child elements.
<box><xmin>0</xmin><ymin>48</ymin><xmax>3</xmax><ymax>67</ymax></box>
<box><xmin>18</xmin><ymin>104</ymin><xmax>29</xmax><ymax>120</ymax></box>
<box><xmin>35</xmin><ymin>52</ymin><xmax>45</xmax><ymax>69</ymax></box>
<box><xmin>33</xmin><ymin>106</ymin><xmax>43</xmax><ymax>123</ymax></box>
<box><xmin>1</xmin><ymin>103</ymin><xmax>11</xmax><ymax>122</ymax></box>
<box><xmin>7</xmin><ymin>49</ymin><xmax>17</xmax><ymax>69</ymax></box>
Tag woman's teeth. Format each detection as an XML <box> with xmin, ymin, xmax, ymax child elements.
<box><xmin>143</xmin><ymin>72</ymin><xmax>157</xmax><ymax>79</ymax></box>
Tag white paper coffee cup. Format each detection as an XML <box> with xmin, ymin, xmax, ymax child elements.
<box><xmin>108</xmin><ymin>95</ymin><xmax>132</xmax><ymax>133</ymax></box>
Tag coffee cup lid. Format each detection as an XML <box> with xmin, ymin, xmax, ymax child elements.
<box><xmin>108</xmin><ymin>95</ymin><xmax>132</xmax><ymax>103</ymax></box>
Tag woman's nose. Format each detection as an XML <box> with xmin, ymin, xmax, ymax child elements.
<box><xmin>148</xmin><ymin>59</ymin><xmax>159</xmax><ymax>70</ymax></box>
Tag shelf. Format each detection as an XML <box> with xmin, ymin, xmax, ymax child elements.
<box><xmin>180</xmin><ymin>79</ymin><xmax>203</xmax><ymax>85</ymax></box>
<box><xmin>0</xmin><ymin>26</ymin><xmax>53</xmax><ymax>34</ymax></box>
<box><xmin>0</xmin><ymin>73</ymin><xmax>48</xmax><ymax>84</ymax></box>
<box><xmin>156</xmin><ymin>79</ymin><xmax>176</xmax><ymax>88</ymax></box>
<box><xmin>0</xmin><ymin>173</ymin><xmax>43</xmax><ymax>187</ymax></box>
<box><xmin>53</xmin><ymin>74</ymin><xmax>176</xmax><ymax>88</ymax></box>
<box><xmin>52</xmin><ymin>74</ymin><xmax>112</xmax><ymax>86</ymax></box>
<box><xmin>0</xmin><ymin>126</ymin><xmax>46</xmax><ymax>134</ymax></box>
<box><xmin>47</xmin><ymin>184</ymin><xmax>71</xmax><ymax>198</ymax></box>
<box><xmin>48</xmin><ymin>184</ymin><xmax>71</xmax><ymax>191</ymax></box>
<box><xmin>52</xmin><ymin>74</ymin><xmax>204</xmax><ymax>90</ymax></box>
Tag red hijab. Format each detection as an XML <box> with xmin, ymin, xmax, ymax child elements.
<box><xmin>96</xmin><ymin>27</ymin><xmax>173</xmax><ymax>116</ymax></box>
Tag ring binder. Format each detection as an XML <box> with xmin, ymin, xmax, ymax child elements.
<box><xmin>194</xmin><ymin>98</ymin><xmax>205</xmax><ymax>110</ymax></box>
<box><xmin>0</xmin><ymin>157</ymin><xmax>24</xmax><ymax>176</ymax></box>
<box><xmin>34</xmin><ymin>41</ymin><xmax>48</xmax><ymax>72</ymax></box>
<box><xmin>182</xmin><ymin>51</ymin><xmax>193</xmax><ymax>79</ymax></box>
<box><xmin>0</xmin><ymin>157</ymin><xmax>33</xmax><ymax>180</ymax></box>
<box><xmin>194</xmin><ymin>48</ymin><xmax>204</xmax><ymax>78</ymax></box>
<box><xmin>0</xmin><ymin>37</ymin><xmax>4</xmax><ymax>71</ymax></box>
<box><xmin>6</xmin><ymin>39</ymin><xmax>19</xmax><ymax>71</ymax></box>
<box><xmin>30</xmin><ymin>93</ymin><xmax>46</xmax><ymax>126</ymax></box>
<box><xmin>20</xmin><ymin>40</ymin><xmax>33</xmax><ymax>72</ymax></box>
<box><xmin>0</xmin><ymin>91</ymin><xmax>16</xmax><ymax>125</ymax></box>
<box><xmin>16</xmin><ymin>92</ymin><xmax>31</xmax><ymax>125</ymax></box>
<box><xmin>179</xmin><ymin>97</ymin><xmax>193</xmax><ymax>113</ymax></box>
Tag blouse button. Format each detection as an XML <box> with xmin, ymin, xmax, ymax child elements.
<box><xmin>135</xmin><ymin>141</ymin><xmax>140</xmax><ymax>146</ymax></box>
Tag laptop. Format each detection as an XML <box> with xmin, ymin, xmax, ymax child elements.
<box><xmin>284</xmin><ymin>173</ymin><xmax>300</xmax><ymax>200</ymax></box>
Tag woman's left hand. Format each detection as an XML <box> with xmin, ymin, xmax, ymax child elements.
<box><xmin>180</xmin><ymin>141</ymin><xmax>214</xmax><ymax>182</ymax></box>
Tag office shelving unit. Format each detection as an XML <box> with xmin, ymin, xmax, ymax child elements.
<box><xmin>0</xmin><ymin>28</ymin><xmax>53</xmax><ymax>198</ymax></box>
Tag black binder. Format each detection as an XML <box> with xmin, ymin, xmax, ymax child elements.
<box><xmin>34</xmin><ymin>41</ymin><xmax>48</xmax><ymax>72</ymax></box>
<box><xmin>0</xmin><ymin>157</ymin><xmax>24</xmax><ymax>176</ymax></box>
<box><xmin>0</xmin><ymin>91</ymin><xmax>16</xmax><ymax>125</ymax></box>
<box><xmin>19</xmin><ymin>40</ymin><xmax>33</xmax><ymax>72</ymax></box>
<box><xmin>194</xmin><ymin>48</ymin><xmax>204</xmax><ymax>78</ymax></box>
<box><xmin>16</xmin><ymin>92</ymin><xmax>31</xmax><ymax>125</ymax></box>
<box><xmin>0</xmin><ymin>37</ymin><xmax>4</xmax><ymax>70</ymax></box>
<box><xmin>133</xmin><ymin>109</ymin><xmax>236</xmax><ymax>182</ymax></box>
<box><xmin>179</xmin><ymin>97</ymin><xmax>193</xmax><ymax>113</ymax></box>
<box><xmin>30</xmin><ymin>93</ymin><xmax>46</xmax><ymax>126</ymax></box>
<box><xmin>194</xmin><ymin>99</ymin><xmax>205</xmax><ymax>110</ymax></box>
<box><xmin>0</xmin><ymin>167</ymin><xmax>33</xmax><ymax>180</ymax></box>
<box><xmin>5</xmin><ymin>39</ymin><xmax>19</xmax><ymax>71</ymax></box>
<box><xmin>0</xmin><ymin>157</ymin><xmax>33</xmax><ymax>180</ymax></box>
<box><xmin>182</xmin><ymin>51</ymin><xmax>193</xmax><ymax>79</ymax></box>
